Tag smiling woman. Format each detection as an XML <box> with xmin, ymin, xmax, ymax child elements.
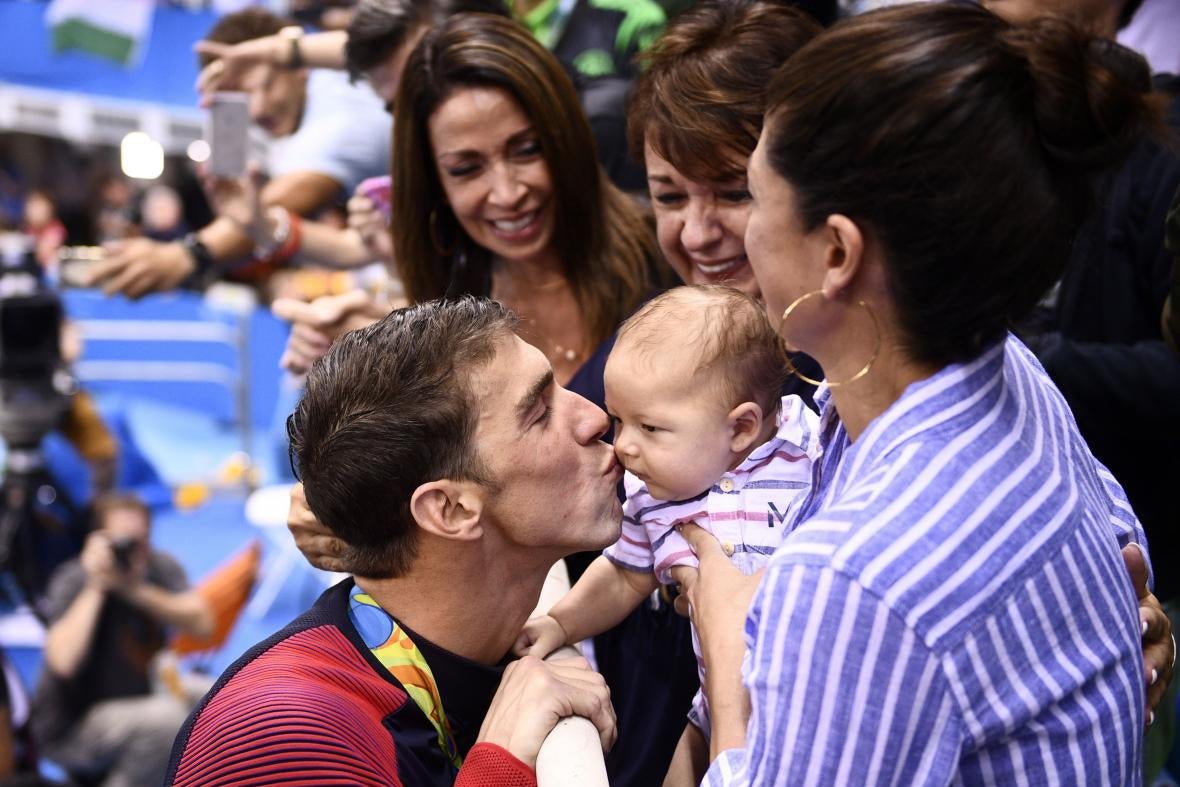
<box><xmin>391</xmin><ymin>12</ymin><xmax>664</xmax><ymax>389</ymax></box>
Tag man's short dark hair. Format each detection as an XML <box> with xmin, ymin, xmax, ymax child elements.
<box><xmin>200</xmin><ymin>8</ymin><xmax>294</xmax><ymax>68</ymax></box>
<box><xmin>91</xmin><ymin>493</ymin><xmax>150</xmax><ymax>531</ymax></box>
<box><xmin>344</xmin><ymin>0</ymin><xmax>510</xmax><ymax>82</ymax></box>
<box><xmin>288</xmin><ymin>297</ymin><xmax>517</xmax><ymax>578</ymax></box>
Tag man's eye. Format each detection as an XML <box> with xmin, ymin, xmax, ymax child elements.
<box><xmin>536</xmin><ymin>406</ymin><xmax>553</xmax><ymax>426</ymax></box>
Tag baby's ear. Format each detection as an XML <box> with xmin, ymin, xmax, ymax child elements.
<box><xmin>727</xmin><ymin>401</ymin><xmax>765</xmax><ymax>453</ymax></box>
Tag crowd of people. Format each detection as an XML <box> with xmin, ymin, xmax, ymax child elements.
<box><xmin>3</xmin><ymin>0</ymin><xmax>1179</xmax><ymax>784</ymax></box>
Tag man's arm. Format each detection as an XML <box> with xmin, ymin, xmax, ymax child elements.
<box><xmin>42</xmin><ymin>536</ymin><xmax>117</xmax><ymax>679</ymax></box>
<box><xmin>195</xmin><ymin>30</ymin><xmax>350</xmax><ymax>99</ymax></box>
<box><xmin>87</xmin><ymin>171</ymin><xmax>347</xmax><ymax>297</ymax></box>
<box><xmin>261</xmin><ymin>171</ymin><xmax>342</xmax><ymax>219</ymax></box>
<box><xmin>119</xmin><ymin>584</ymin><xmax>213</xmax><ymax>640</ymax></box>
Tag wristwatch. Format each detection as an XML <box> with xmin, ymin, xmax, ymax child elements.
<box><xmin>279</xmin><ymin>25</ymin><xmax>304</xmax><ymax>69</ymax></box>
<box><xmin>180</xmin><ymin>233</ymin><xmax>218</xmax><ymax>291</ymax></box>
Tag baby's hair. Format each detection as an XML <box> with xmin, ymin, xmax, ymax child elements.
<box><xmin>616</xmin><ymin>285</ymin><xmax>788</xmax><ymax>415</ymax></box>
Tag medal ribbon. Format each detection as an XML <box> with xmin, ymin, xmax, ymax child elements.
<box><xmin>349</xmin><ymin>587</ymin><xmax>463</xmax><ymax>769</ymax></box>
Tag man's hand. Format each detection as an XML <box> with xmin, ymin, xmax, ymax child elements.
<box><xmin>194</xmin><ymin>37</ymin><xmax>285</xmax><ymax>105</ymax></box>
<box><xmin>79</xmin><ymin>532</ymin><xmax>119</xmax><ymax>592</ymax></box>
<box><xmin>476</xmin><ymin>655</ymin><xmax>616</xmax><ymax>769</ymax></box>
<box><xmin>202</xmin><ymin>165</ymin><xmax>270</xmax><ymax>248</ymax></box>
<box><xmin>85</xmin><ymin>238</ymin><xmax>194</xmax><ymax>298</ymax></box>
<box><xmin>1123</xmin><ymin>544</ymin><xmax>1174</xmax><ymax>726</ymax></box>
<box><xmin>514</xmin><ymin>614</ymin><xmax>568</xmax><ymax>658</ymax></box>
<box><xmin>287</xmin><ymin>482</ymin><xmax>350</xmax><ymax>573</ymax></box>
<box><xmin>272</xmin><ymin>290</ymin><xmax>385</xmax><ymax>375</ymax></box>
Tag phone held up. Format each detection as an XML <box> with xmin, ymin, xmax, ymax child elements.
<box><xmin>207</xmin><ymin>92</ymin><xmax>251</xmax><ymax>178</ymax></box>
<box><xmin>356</xmin><ymin>175</ymin><xmax>392</xmax><ymax>221</ymax></box>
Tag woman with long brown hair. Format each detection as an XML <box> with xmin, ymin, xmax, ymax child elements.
<box><xmin>391</xmin><ymin>12</ymin><xmax>660</xmax><ymax>393</ymax></box>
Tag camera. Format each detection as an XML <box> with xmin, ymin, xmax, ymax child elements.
<box><xmin>109</xmin><ymin>536</ymin><xmax>140</xmax><ymax>572</ymax></box>
<box><xmin>0</xmin><ymin>231</ymin><xmax>75</xmax><ymax>450</ymax></box>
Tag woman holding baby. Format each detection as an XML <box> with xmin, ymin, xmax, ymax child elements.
<box><xmin>678</xmin><ymin>3</ymin><xmax>1175</xmax><ymax>784</ymax></box>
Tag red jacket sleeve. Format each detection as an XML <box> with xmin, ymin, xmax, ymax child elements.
<box><xmin>455</xmin><ymin>744</ymin><xmax>537</xmax><ymax>787</ymax></box>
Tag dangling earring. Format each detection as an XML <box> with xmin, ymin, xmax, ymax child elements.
<box><xmin>429</xmin><ymin>207</ymin><xmax>457</xmax><ymax>256</ymax></box>
<box><xmin>779</xmin><ymin>289</ymin><xmax>881</xmax><ymax>388</ymax></box>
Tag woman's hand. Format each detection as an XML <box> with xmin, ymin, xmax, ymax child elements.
<box><xmin>674</xmin><ymin>524</ymin><xmax>763</xmax><ymax>657</ymax></box>
<box><xmin>347</xmin><ymin>193</ymin><xmax>394</xmax><ymax>264</ymax></box>
<box><xmin>287</xmin><ymin>482</ymin><xmax>350</xmax><ymax>573</ymax></box>
<box><xmin>1123</xmin><ymin>544</ymin><xmax>1175</xmax><ymax>726</ymax></box>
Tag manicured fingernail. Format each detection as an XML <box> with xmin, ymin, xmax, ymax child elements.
<box><xmin>1151</xmin><ymin>669</ymin><xmax>1159</xmax><ymax>686</ymax></box>
<box><xmin>1142</xmin><ymin>619</ymin><xmax>1149</xmax><ymax>636</ymax></box>
<box><xmin>1148</xmin><ymin>711</ymin><xmax>1155</xmax><ymax>727</ymax></box>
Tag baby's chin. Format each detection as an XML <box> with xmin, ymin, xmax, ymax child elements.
<box><xmin>646</xmin><ymin>480</ymin><xmax>709</xmax><ymax>504</ymax></box>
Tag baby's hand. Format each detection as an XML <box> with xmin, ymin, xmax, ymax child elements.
<box><xmin>514</xmin><ymin>614</ymin><xmax>568</xmax><ymax>658</ymax></box>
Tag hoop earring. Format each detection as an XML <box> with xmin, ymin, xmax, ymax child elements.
<box><xmin>429</xmin><ymin>207</ymin><xmax>457</xmax><ymax>256</ymax></box>
<box><xmin>780</xmin><ymin>289</ymin><xmax>881</xmax><ymax>388</ymax></box>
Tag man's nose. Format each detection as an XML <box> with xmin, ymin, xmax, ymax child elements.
<box><xmin>571</xmin><ymin>392</ymin><xmax>610</xmax><ymax>444</ymax></box>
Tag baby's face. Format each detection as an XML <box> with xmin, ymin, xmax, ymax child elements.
<box><xmin>604</xmin><ymin>345</ymin><xmax>738</xmax><ymax>501</ymax></box>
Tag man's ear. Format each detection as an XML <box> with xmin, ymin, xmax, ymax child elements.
<box><xmin>727</xmin><ymin>401</ymin><xmax>765</xmax><ymax>454</ymax></box>
<box><xmin>409</xmin><ymin>480</ymin><xmax>484</xmax><ymax>542</ymax></box>
<box><xmin>820</xmin><ymin>214</ymin><xmax>866</xmax><ymax>297</ymax></box>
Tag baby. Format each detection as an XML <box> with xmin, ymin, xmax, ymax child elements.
<box><xmin>516</xmin><ymin>285</ymin><xmax>818</xmax><ymax>782</ymax></box>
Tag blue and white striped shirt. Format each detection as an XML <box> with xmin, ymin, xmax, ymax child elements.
<box><xmin>705</xmin><ymin>335</ymin><xmax>1149</xmax><ymax>786</ymax></box>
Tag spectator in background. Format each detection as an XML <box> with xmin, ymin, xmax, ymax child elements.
<box><xmin>90</xmin><ymin>174</ymin><xmax>137</xmax><ymax>245</ymax></box>
<box><xmin>139</xmin><ymin>185</ymin><xmax>187</xmax><ymax>243</ymax></box>
<box><xmin>31</xmin><ymin>495</ymin><xmax>212</xmax><ymax>787</ymax></box>
<box><xmin>83</xmin><ymin>8</ymin><xmax>392</xmax><ymax>298</ymax></box>
<box><xmin>21</xmin><ymin>190</ymin><xmax>65</xmax><ymax>272</ymax></box>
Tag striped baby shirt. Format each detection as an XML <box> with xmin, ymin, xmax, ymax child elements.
<box><xmin>705</xmin><ymin>335</ymin><xmax>1149</xmax><ymax>786</ymax></box>
<box><xmin>603</xmin><ymin>394</ymin><xmax>818</xmax><ymax>735</ymax></box>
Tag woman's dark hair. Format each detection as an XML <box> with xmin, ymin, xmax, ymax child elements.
<box><xmin>762</xmin><ymin>2</ymin><xmax>1165</xmax><ymax>365</ymax></box>
<box><xmin>344</xmin><ymin>0</ymin><xmax>509</xmax><ymax>82</ymax></box>
<box><xmin>392</xmin><ymin>13</ymin><xmax>660</xmax><ymax>349</ymax></box>
<box><xmin>627</xmin><ymin>0</ymin><xmax>821</xmax><ymax>182</ymax></box>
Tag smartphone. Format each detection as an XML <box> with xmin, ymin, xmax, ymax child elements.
<box><xmin>357</xmin><ymin>175</ymin><xmax>392</xmax><ymax>221</ymax></box>
<box><xmin>58</xmin><ymin>246</ymin><xmax>105</xmax><ymax>288</ymax></box>
<box><xmin>207</xmin><ymin>92</ymin><xmax>251</xmax><ymax>178</ymax></box>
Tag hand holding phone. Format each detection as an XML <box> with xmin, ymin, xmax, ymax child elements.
<box><xmin>207</xmin><ymin>92</ymin><xmax>251</xmax><ymax>178</ymax></box>
<box><xmin>356</xmin><ymin>175</ymin><xmax>392</xmax><ymax>221</ymax></box>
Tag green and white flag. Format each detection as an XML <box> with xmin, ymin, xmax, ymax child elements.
<box><xmin>46</xmin><ymin>0</ymin><xmax>154</xmax><ymax>66</ymax></box>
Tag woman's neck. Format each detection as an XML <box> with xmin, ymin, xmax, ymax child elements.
<box><xmin>829</xmin><ymin>345</ymin><xmax>940</xmax><ymax>443</ymax></box>
<box><xmin>491</xmin><ymin>251</ymin><xmax>568</xmax><ymax>292</ymax></box>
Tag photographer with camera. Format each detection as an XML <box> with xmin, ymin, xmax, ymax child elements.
<box><xmin>30</xmin><ymin>494</ymin><xmax>212</xmax><ymax>787</ymax></box>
